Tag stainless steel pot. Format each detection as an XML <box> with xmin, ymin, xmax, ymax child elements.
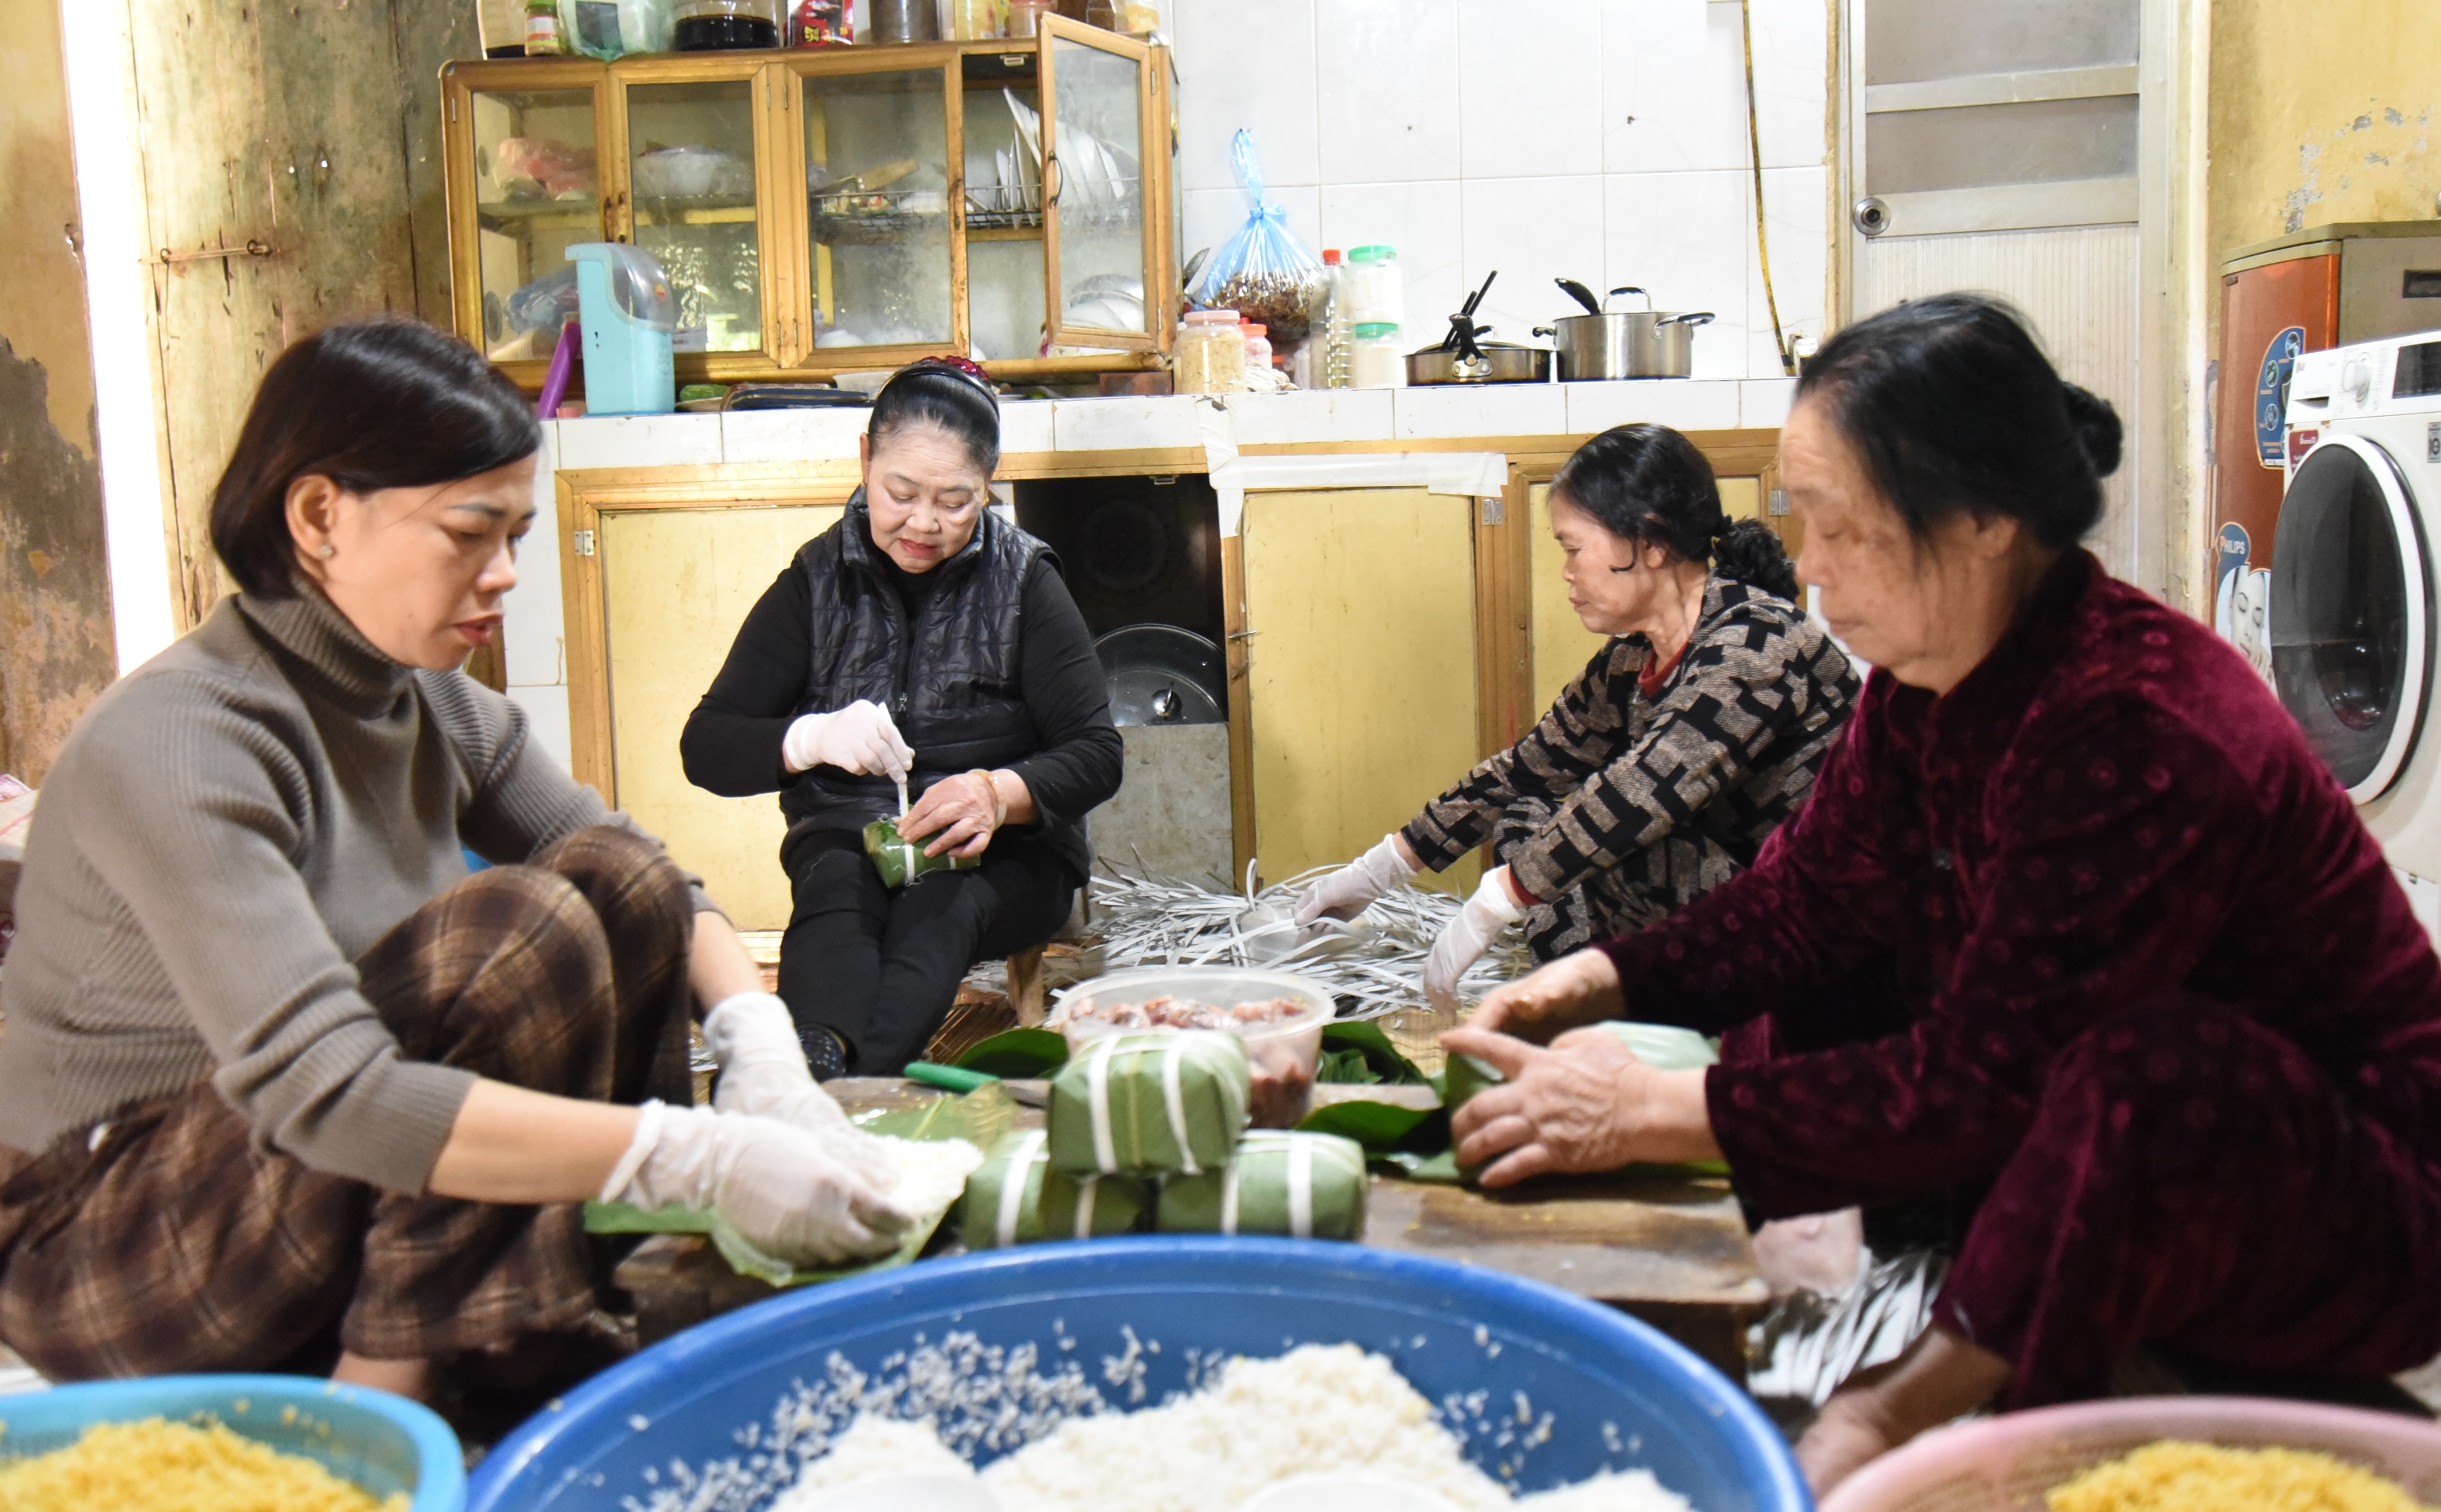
<box><xmin>1404</xmin><ymin>341</ymin><xmax>1552</xmax><ymax>385</ymax></box>
<box><xmin>1534</xmin><ymin>287</ymin><xmax>1714</xmax><ymax>380</ymax></box>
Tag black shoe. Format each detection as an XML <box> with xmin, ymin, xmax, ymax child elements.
<box><xmin>799</xmin><ymin>1024</ymin><xmax>849</xmax><ymax>1081</ymax></box>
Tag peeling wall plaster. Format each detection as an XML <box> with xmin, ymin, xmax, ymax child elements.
<box><xmin>0</xmin><ymin>0</ymin><xmax>114</xmax><ymax>785</ymax></box>
<box><xmin>2211</xmin><ymin>1</ymin><xmax>2441</xmax><ymax>251</ymax></box>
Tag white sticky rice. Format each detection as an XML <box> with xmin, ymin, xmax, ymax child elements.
<box><xmin>767</xmin><ymin>1343</ymin><xmax>1693</xmax><ymax>1512</ymax></box>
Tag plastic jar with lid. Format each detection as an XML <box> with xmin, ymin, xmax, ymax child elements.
<box><xmin>1239</xmin><ymin>322</ymin><xmax>1272</xmax><ymax>374</ymax></box>
<box><xmin>1348</xmin><ymin>321</ymin><xmax>1406</xmax><ymax>389</ymax></box>
<box><xmin>1345</xmin><ymin>245</ymin><xmax>1402</xmax><ymax>328</ymax></box>
<box><xmin>1175</xmin><ymin>309</ymin><xmax>1246</xmax><ymax>393</ymax></box>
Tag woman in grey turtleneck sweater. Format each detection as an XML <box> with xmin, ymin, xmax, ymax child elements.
<box><xmin>0</xmin><ymin>322</ymin><xmax>911</xmax><ymax>1406</ymax></box>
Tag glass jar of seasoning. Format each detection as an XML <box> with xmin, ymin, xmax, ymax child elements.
<box><xmin>672</xmin><ymin>0</ymin><xmax>780</xmax><ymax>48</ymax></box>
<box><xmin>524</xmin><ymin>0</ymin><xmax>568</xmax><ymax>54</ymax></box>
<box><xmin>1348</xmin><ymin>321</ymin><xmax>1406</xmax><ymax>389</ymax></box>
<box><xmin>1004</xmin><ymin>0</ymin><xmax>1050</xmax><ymax>34</ymax></box>
<box><xmin>1175</xmin><ymin>309</ymin><xmax>1246</xmax><ymax>393</ymax></box>
<box><xmin>1240</xmin><ymin>321</ymin><xmax>1272</xmax><ymax>372</ymax></box>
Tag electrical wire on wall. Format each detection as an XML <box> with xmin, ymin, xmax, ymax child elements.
<box><xmin>1742</xmin><ymin>0</ymin><xmax>1796</xmax><ymax>376</ymax></box>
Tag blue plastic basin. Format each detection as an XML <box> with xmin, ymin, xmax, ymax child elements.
<box><xmin>471</xmin><ymin>1237</ymin><xmax>1808</xmax><ymax>1511</ymax></box>
<box><xmin>0</xmin><ymin>1372</ymin><xmax>465</xmax><ymax>1511</ymax></box>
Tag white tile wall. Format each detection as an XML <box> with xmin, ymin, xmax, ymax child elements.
<box><xmin>554</xmin><ymin>413</ymin><xmax>723</xmax><ymax>470</ymax></box>
<box><xmin>1605</xmin><ymin>168</ymin><xmax>1752</xmax><ymax>381</ymax></box>
<box><xmin>506</xmin><ymin>424</ymin><xmax>565</xmax><ymax>690</ymax></box>
<box><xmin>1226</xmin><ymin>388</ymin><xmax>1396</xmax><ymax>446</ymax></box>
<box><xmin>1169</xmin><ymin>0</ymin><xmax>1829</xmax><ymax>380</ymax></box>
<box><xmin>1563</xmin><ymin>379</ymin><xmax>1743</xmax><ymax>436</ymax></box>
<box><xmin>1457</xmin><ymin>0</ymin><xmax>1605</xmax><ymax>181</ymax></box>
<box><xmin>507</xmin><ymin>683</ymin><xmax>576</xmax><ymax>774</ymax></box>
<box><xmin>720</xmin><ymin>407</ymin><xmax>872</xmax><ymax>464</ymax></box>
<box><xmin>1314</xmin><ymin>0</ymin><xmax>1462</xmax><ymax>184</ymax></box>
<box><xmin>1748</xmin><ymin>165</ymin><xmax>1829</xmax><ymax>379</ymax></box>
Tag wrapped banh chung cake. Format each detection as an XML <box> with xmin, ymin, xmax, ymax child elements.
<box><xmin>1048</xmin><ymin>1030</ymin><xmax>1251</xmax><ymax>1177</ymax></box>
<box><xmin>863</xmin><ymin>815</ymin><xmax>981</xmax><ymax>888</ymax></box>
<box><xmin>1157</xmin><ymin>1130</ymin><xmax>1368</xmax><ymax>1240</ymax></box>
<box><xmin>960</xmin><ymin>1130</ymin><xmax>1152</xmax><ymax>1248</ymax></box>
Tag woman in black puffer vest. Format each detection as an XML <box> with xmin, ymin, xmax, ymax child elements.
<box><xmin>683</xmin><ymin>359</ymin><xmax>1122</xmax><ymax>1076</ymax></box>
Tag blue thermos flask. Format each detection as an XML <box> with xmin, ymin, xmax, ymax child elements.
<box><xmin>566</xmin><ymin>242</ymin><xmax>676</xmax><ymax>416</ymax></box>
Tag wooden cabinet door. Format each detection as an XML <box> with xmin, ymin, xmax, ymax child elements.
<box><xmin>599</xmin><ymin>504</ymin><xmax>843</xmax><ymax>930</ymax></box>
<box><xmin>1239</xmin><ymin>488</ymin><xmax>1481</xmax><ymax>895</ymax></box>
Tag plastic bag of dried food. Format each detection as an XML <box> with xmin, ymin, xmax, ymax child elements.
<box><xmin>1186</xmin><ymin>129</ymin><xmax>1324</xmax><ymax>341</ymax></box>
<box><xmin>961</xmin><ymin>1130</ymin><xmax>1150</xmax><ymax>1248</ymax></box>
<box><xmin>864</xmin><ymin>815</ymin><xmax>981</xmax><ymax>889</ymax></box>
<box><xmin>1156</xmin><ymin>1130</ymin><xmax>1368</xmax><ymax>1240</ymax></box>
<box><xmin>1048</xmin><ymin>1030</ymin><xmax>1249</xmax><ymax>1177</ymax></box>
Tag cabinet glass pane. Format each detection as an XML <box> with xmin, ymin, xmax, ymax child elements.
<box><xmin>628</xmin><ymin>80</ymin><xmax>762</xmax><ymax>353</ymax></box>
<box><xmin>804</xmin><ymin>68</ymin><xmax>952</xmax><ymax>349</ymax></box>
<box><xmin>471</xmin><ymin>88</ymin><xmax>601</xmax><ymax>363</ymax></box>
<box><xmin>965</xmin><ymin>56</ymin><xmax>1046</xmax><ymax>361</ymax></box>
<box><xmin>1049</xmin><ymin>34</ymin><xmax>1148</xmax><ymax>341</ymax></box>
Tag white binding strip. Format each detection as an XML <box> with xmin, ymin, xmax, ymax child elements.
<box><xmin>995</xmin><ymin>1130</ymin><xmax>1046</xmax><ymax>1249</ymax></box>
<box><xmin>1074</xmin><ymin>1175</ymin><xmax>1099</xmax><ymax>1239</ymax></box>
<box><xmin>1088</xmin><ymin>1037</ymin><xmax>1121</xmax><ymax>1174</ymax></box>
<box><xmin>1220</xmin><ymin>1157</ymin><xmax>1240</xmax><ymax>1236</ymax></box>
<box><xmin>1288</xmin><ymin>1136</ymin><xmax>1314</xmax><ymax>1239</ymax></box>
<box><xmin>1162</xmin><ymin>1036</ymin><xmax>1199</xmax><ymax>1176</ymax></box>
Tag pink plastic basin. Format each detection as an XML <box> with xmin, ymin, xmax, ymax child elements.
<box><xmin>1822</xmin><ymin>1396</ymin><xmax>2441</xmax><ymax>1512</ymax></box>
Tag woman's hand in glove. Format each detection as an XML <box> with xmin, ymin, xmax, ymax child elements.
<box><xmin>782</xmin><ymin>699</ymin><xmax>914</xmax><ymax>780</ymax></box>
<box><xmin>1293</xmin><ymin>832</ymin><xmax>1420</xmax><ymax>926</ymax></box>
<box><xmin>603</xmin><ymin>1100</ymin><xmax>910</xmax><ymax>1264</ymax></box>
<box><xmin>1420</xmin><ymin>865</ymin><xmax>1532</xmax><ymax>1012</ymax></box>
<box><xmin>702</xmin><ymin>992</ymin><xmax>898</xmax><ymax>1190</ymax></box>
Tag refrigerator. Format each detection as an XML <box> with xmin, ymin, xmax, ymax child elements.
<box><xmin>2214</xmin><ymin>220</ymin><xmax>2441</xmax><ymax>670</ymax></box>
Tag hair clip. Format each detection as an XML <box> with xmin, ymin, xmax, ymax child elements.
<box><xmin>899</xmin><ymin>354</ymin><xmax>998</xmax><ymax>400</ymax></box>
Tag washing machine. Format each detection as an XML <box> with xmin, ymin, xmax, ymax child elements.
<box><xmin>2273</xmin><ymin>330</ymin><xmax>2441</xmax><ymax>939</ymax></box>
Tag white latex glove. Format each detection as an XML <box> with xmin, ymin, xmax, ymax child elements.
<box><xmin>602</xmin><ymin>1100</ymin><xmax>910</xmax><ymax>1265</ymax></box>
<box><xmin>782</xmin><ymin>699</ymin><xmax>915</xmax><ymax>781</ymax></box>
<box><xmin>703</xmin><ymin>992</ymin><xmax>898</xmax><ymax>1189</ymax></box>
<box><xmin>1422</xmin><ymin>865</ymin><xmax>1529</xmax><ymax>1012</ymax></box>
<box><xmin>1293</xmin><ymin>832</ymin><xmax>1419</xmax><ymax>926</ymax></box>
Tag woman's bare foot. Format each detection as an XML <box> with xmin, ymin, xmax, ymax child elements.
<box><xmin>1794</xmin><ymin>1325</ymin><xmax>2013</xmax><ymax>1496</ymax></box>
<box><xmin>332</xmin><ymin>1350</ymin><xmax>433</xmax><ymax>1401</ymax></box>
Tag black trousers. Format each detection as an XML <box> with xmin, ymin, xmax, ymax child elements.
<box><xmin>777</xmin><ymin>827</ymin><xmax>1078</xmax><ymax>1074</ymax></box>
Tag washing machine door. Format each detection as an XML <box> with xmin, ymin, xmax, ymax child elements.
<box><xmin>2269</xmin><ymin>433</ymin><xmax>2432</xmax><ymax>801</ymax></box>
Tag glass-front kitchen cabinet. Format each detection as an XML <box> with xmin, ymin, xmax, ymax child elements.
<box><xmin>442</xmin><ymin>22</ymin><xmax>1174</xmax><ymax>394</ymax></box>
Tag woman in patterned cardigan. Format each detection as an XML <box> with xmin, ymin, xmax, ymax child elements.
<box><xmin>1297</xmin><ymin>424</ymin><xmax>1860</xmax><ymax>1006</ymax></box>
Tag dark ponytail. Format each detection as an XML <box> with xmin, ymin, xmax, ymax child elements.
<box><xmin>869</xmin><ymin>356</ymin><xmax>1002</xmax><ymax>476</ymax></box>
<box><xmin>1548</xmin><ymin>423</ymin><xmax>1802</xmax><ymax>604</ymax></box>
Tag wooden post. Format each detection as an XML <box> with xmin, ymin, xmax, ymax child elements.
<box><xmin>1007</xmin><ymin>946</ymin><xmax>1048</xmax><ymax>1027</ymax></box>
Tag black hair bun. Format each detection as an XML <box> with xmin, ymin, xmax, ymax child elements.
<box><xmin>2062</xmin><ymin>383</ymin><xmax>2123</xmax><ymax>479</ymax></box>
<box><xmin>1713</xmin><ymin>519</ymin><xmax>1800</xmax><ymax>602</ymax></box>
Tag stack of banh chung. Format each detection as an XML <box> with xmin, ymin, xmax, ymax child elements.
<box><xmin>963</xmin><ymin>1031</ymin><xmax>1365</xmax><ymax>1248</ymax></box>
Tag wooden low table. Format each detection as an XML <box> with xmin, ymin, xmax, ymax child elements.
<box><xmin>614</xmin><ymin>1079</ymin><xmax>1768</xmax><ymax>1377</ymax></box>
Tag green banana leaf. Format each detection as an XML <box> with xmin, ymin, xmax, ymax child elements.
<box><xmin>1316</xmin><ymin>1020</ymin><xmax>1427</xmax><ymax>1085</ymax></box>
<box><xmin>1294</xmin><ymin>1099</ymin><xmax>1436</xmax><ymax>1150</ymax></box>
<box><xmin>864</xmin><ymin>816</ymin><xmax>981</xmax><ymax>888</ymax></box>
<box><xmin>954</xmin><ymin>1027</ymin><xmax>1070</xmax><ymax>1078</ymax></box>
<box><xmin>583</xmin><ymin>1084</ymin><xmax>1017</xmax><ymax>1287</ymax></box>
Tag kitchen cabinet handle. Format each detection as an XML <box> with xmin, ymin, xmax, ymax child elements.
<box><xmin>1044</xmin><ymin>154</ymin><xmax>1062</xmax><ymax>208</ymax></box>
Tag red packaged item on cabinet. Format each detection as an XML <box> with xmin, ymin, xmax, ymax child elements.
<box><xmin>789</xmin><ymin>0</ymin><xmax>850</xmax><ymax>45</ymax></box>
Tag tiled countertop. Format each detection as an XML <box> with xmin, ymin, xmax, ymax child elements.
<box><xmin>546</xmin><ymin>379</ymin><xmax>1793</xmax><ymax>471</ymax></box>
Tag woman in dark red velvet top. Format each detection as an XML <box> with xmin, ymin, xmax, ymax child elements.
<box><xmin>1445</xmin><ymin>293</ymin><xmax>2441</xmax><ymax>1492</ymax></box>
